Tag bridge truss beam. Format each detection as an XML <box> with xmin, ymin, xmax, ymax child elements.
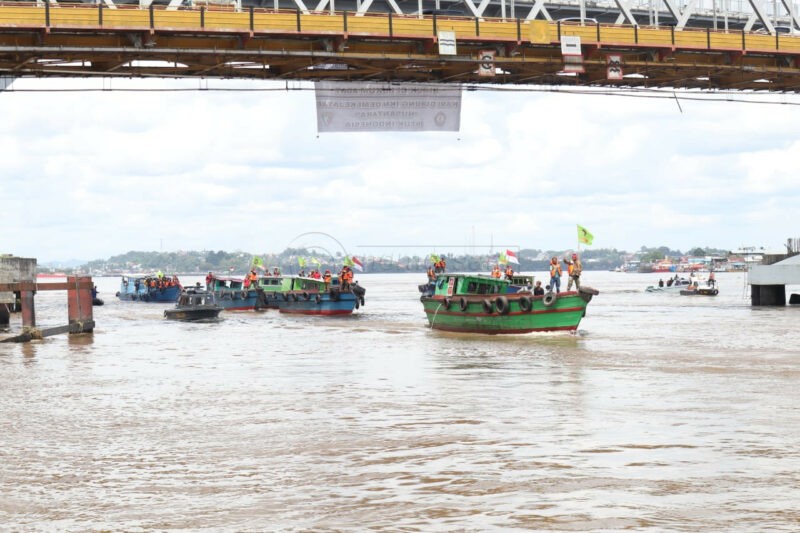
<box><xmin>0</xmin><ymin>5</ymin><xmax>799</xmax><ymax>91</ymax></box>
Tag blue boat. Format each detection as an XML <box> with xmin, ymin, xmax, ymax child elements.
<box><xmin>116</xmin><ymin>275</ymin><xmax>182</xmax><ymax>302</ymax></box>
<box><xmin>276</xmin><ymin>276</ymin><xmax>365</xmax><ymax>316</ymax></box>
<box><xmin>207</xmin><ymin>275</ymin><xmax>264</xmax><ymax>311</ymax></box>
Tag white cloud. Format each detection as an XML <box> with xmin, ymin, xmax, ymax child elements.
<box><xmin>2</xmin><ymin>79</ymin><xmax>800</xmax><ymax>261</ymax></box>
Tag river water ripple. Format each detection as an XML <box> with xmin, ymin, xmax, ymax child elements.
<box><xmin>1</xmin><ymin>272</ymin><xmax>799</xmax><ymax>531</ymax></box>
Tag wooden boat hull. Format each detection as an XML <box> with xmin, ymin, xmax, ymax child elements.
<box><xmin>213</xmin><ymin>288</ymin><xmax>265</xmax><ymax>311</ymax></box>
<box><xmin>680</xmin><ymin>287</ymin><xmax>719</xmax><ymax>296</ymax></box>
<box><xmin>117</xmin><ymin>285</ymin><xmax>181</xmax><ymax>302</ymax></box>
<box><xmin>277</xmin><ymin>290</ymin><xmax>359</xmax><ymax>316</ymax></box>
<box><xmin>164</xmin><ymin>308</ymin><xmax>222</xmax><ymax>321</ymax></box>
<box><xmin>421</xmin><ymin>291</ymin><xmax>591</xmax><ymax>334</ymax></box>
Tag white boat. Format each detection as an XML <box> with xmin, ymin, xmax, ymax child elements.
<box><xmin>645</xmin><ymin>276</ymin><xmax>693</xmax><ymax>292</ymax></box>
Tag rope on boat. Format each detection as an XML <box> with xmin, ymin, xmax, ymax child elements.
<box><xmin>429</xmin><ymin>301</ymin><xmax>445</xmax><ymax>328</ymax></box>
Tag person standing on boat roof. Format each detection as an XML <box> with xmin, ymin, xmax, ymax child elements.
<box><xmin>324</xmin><ymin>269</ymin><xmax>332</xmax><ymax>286</ymax></box>
<box><xmin>549</xmin><ymin>256</ymin><xmax>562</xmax><ymax>293</ymax></box>
<box><xmin>504</xmin><ymin>265</ymin><xmax>514</xmax><ymax>280</ymax></box>
<box><xmin>564</xmin><ymin>253</ymin><xmax>582</xmax><ymax>291</ymax></box>
<box><xmin>708</xmin><ymin>271</ymin><xmax>716</xmax><ymax>287</ymax></box>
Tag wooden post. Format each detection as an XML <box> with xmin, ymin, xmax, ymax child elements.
<box><xmin>67</xmin><ymin>276</ymin><xmax>94</xmax><ymax>333</ymax></box>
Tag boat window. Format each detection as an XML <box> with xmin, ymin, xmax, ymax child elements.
<box><xmin>467</xmin><ymin>282</ymin><xmax>477</xmax><ymax>292</ymax></box>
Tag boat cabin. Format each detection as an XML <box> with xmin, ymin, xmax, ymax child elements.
<box><xmin>433</xmin><ymin>274</ymin><xmax>508</xmax><ymax>297</ymax></box>
<box><xmin>177</xmin><ymin>290</ymin><xmax>217</xmax><ymax>308</ymax></box>
<box><xmin>209</xmin><ymin>276</ymin><xmax>245</xmax><ymax>292</ymax></box>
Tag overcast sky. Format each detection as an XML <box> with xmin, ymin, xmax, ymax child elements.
<box><xmin>2</xmin><ymin>77</ymin><xmax>798</xmax><ymax>264</ymax></box>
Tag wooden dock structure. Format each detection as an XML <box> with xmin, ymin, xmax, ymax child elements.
<box><xmin>0</xmin><ymin>256</ymin><xmax>94</xmax><ymax>343</ymax></box>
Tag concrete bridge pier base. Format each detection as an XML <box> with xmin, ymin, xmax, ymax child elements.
<box><xmin>0</xmin><ymin>303</ymin><xmax>9</xmax><ymax>328</ymax></box>
<box><xmin>751</xmin><ymin>284</ymin><xmax>786</xmax><ymax>306</ymax></box>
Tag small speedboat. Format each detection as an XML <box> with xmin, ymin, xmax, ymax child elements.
<box><xmin>679</xmin><ymin>283</ymin><xmax>719</xmax><ymax>296</ymax></box>
<box><xmin>164</xmin><ymin>288</ymin><xmax>222</xmax><ymax>321</ymax></box>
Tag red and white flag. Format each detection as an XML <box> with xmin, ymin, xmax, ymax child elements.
<box><xmin>351</xmin><ymin>256</ymin><xmax>364</xmax><ymax>272</ymax></box>
<box><xmin>505</xmin><ymin>249</ymin><xmax>520</xmax><ymax>264</ymax></box>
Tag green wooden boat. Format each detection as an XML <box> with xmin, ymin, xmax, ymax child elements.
<box><xmin>419</xmin><ymin>274</ymin><xmax>598</xmax><ymax>334</ymax></box>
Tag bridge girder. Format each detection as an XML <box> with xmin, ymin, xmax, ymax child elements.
<box><xmin>0</xmin><ymin>5</ymin><xmax>799</xmax><ymax>91</ymax></box>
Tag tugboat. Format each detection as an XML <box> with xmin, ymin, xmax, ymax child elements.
<box><xmin>419</xmin><ymin>273</ymin><xmax>597</xmax><ymax>334</ymax></box>
<box><xmin>164</xmin><ymin>287</ymin><xmax>223</xmax><ymax>321</ymax></box>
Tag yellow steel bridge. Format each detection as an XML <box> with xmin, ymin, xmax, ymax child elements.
<box><xmin>1</xmin><ymin>3</ymin><xmax>799</xmax><ymax>91</ymax></box>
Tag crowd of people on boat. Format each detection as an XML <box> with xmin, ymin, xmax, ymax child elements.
<box><xmin>426</xmin><ymin>252</ymin><xmax>585</xmax><ymax>296</ymax></box>
<box><xmin>657</xmin><ymin>271</ymin><xmax>716</xmax><ymax>289</ymax></box>
<box><xmin>203</xmin><ymin>265</ymin><xmax>354</xmax><ymax>291</ymax></box>
<box><xmin>123</xmin><ymin>273</ymin><xmax>181</xmax><ymax>293</ymax></box>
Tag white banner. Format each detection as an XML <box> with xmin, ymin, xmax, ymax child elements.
<box><xmin>315</xmin><ymin>82</ymin><xmax>462</xmax><ymax>133</ymax></box>
<box><xmin>438</xmin><ymin>31</ymin><xmax>457</xmax><ymax>55</ymax></box>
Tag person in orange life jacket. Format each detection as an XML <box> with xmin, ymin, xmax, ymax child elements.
<box><xmin>563</xmin><ymin>253</ymin><xmax>582</xmax><ymax>291</ymax></box>
<box><xmin>549</xmin><ymin>257</ymin><xmax>562</xmax><ymax>293</ymax></box>
<box><xmin>323</xmin><ymin>270</ymin><xmax>332</xmax><ymax>286</ymax></box>
<box><xmin>505</xmin><ymin>265</ymin><xmax>514</xmax><ymax>280</ymax></box>
<box><xmin>245</xmin><ymin>269</ymin><xmax>258</xmax><ymax>288</ymax></box>
<box><xmin>491</xmin><ymin>265</ymin><xmax>502</xmax><ymax>278</ymax></box>
<box><xmin>427</xmin><ymin>266</ymin><xmax>437</xmax><ymax>282</ymax></box>
<box><xmin>344</xmin><ymin>266</ymin><xmax>354</xmax><ymax>290</ymax></box>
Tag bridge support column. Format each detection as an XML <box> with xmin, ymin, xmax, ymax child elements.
<box><xmin>67</xmin><ymin>276</ymin><xmax>94</xmax><ymax>333</ymax></box>
<box><xmin>20</xmin><ymin>289</ymin><xmax>36</xmax><ymax>330</ymax></box>
<box><xmin>751</xmin><ymin>284</ymin><xmax>786</xmax><ymax>306</ymax></box>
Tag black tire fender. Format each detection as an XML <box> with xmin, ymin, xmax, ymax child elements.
<box><xmin>315</xmin><ymin>294</ymin><xmax>322</xmax><ymax>304</ymax></box>
<box><xmin>482</xmin><ymin>299</ymin><xmax>493</xmax><ymax>313</ymax></box>
<box><xmin>495</xmin><ymin>296</ymin><xmax>510</xmax><ymax>315</ymax></box>
<box><xmin>459</xmin><ymin>297</ymin><xmax>469</xmax><ymax>312</ymax></box>
<box><xmin>302</xmin><ymin>292</ymin><xmax>310</xmax><ymax>301</ymax></box>
<box><xmin>442</xmin><ymin>297</ymin><xmax>451</xmax><ymax>309</ymax></box>
<box><xmin>519</xmin><ymin>296</ymin><xmax>532</xmax><ymax>312</ymax></box>
<box><xmin>543</xmin><ymin>291</ymin><xmax>557</xmax><ymax>307</ymax></box>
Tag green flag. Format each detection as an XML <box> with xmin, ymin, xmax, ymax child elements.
<box><xmin>577</xmin><ymin>224</ymin><xmax>594</xmax><ymax>245</ymax></box>
<box><xmin>343</xmin><ymin>256</ymin><xmax>354</xmax><ymax>267</ymax></box>
<box><xmin>252</xmin><ymin>256</ymin><xmax>263</xmax><ymax>267</ymax></box>
<box><xmin>311</xmin><ymin>258</ymin><xmax>321</xmax><ymax>267</ymax></box>
<box><xmin>298</xmin><ymin>257</ymin><xmax>306</xmax><ymax>267</ymax></box>
<box><xmin>430</xmin><ymin>253</ymin><xmax>440</xmax><ymax>263</ymax></box>
<box><xmin>498</xmin><ymin>252</ymin><xmax>508</xmax><ymax>265</ymax></box>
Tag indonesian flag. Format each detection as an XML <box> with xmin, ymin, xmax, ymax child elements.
<box><xmin>505</xmin><ymin>249</ymin><xmax>520</xmax><ymax>264</ymax></box>
<box><xmin>351</xmin><ymin>256</ymin><xmax>364</xmax><ymax>272</ymax></box>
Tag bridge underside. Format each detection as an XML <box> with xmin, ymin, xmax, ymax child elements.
<box><xmin>1</xmin><ymin>5</ymin><xmax>799</xmax><ymax>90</ymax></box>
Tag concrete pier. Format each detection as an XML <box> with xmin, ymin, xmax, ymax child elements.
<box><xmin>748</xmin><ymin>248</ymin><xmax>800</xmax><ymax>306</ymax></box>
<box><xmin>0</xmin><ymin>256</ymin><xmax>36</xmax><ymax>328</ymax></box>
<box><xmin>0</xmin><ymin>256</ymin><xmax>95</xmax><ymax>342</ymax></box>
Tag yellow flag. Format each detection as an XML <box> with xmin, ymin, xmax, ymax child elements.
<box><xmin>577</xmin><ymin>224</ymin><xmax>594</xmax><ymax>245</ymax></box>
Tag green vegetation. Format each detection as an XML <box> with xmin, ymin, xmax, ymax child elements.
<box><xmin>39</xmin><ymin>245</ymin><xmax>742</xmax><ymax>276</ymax></box>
